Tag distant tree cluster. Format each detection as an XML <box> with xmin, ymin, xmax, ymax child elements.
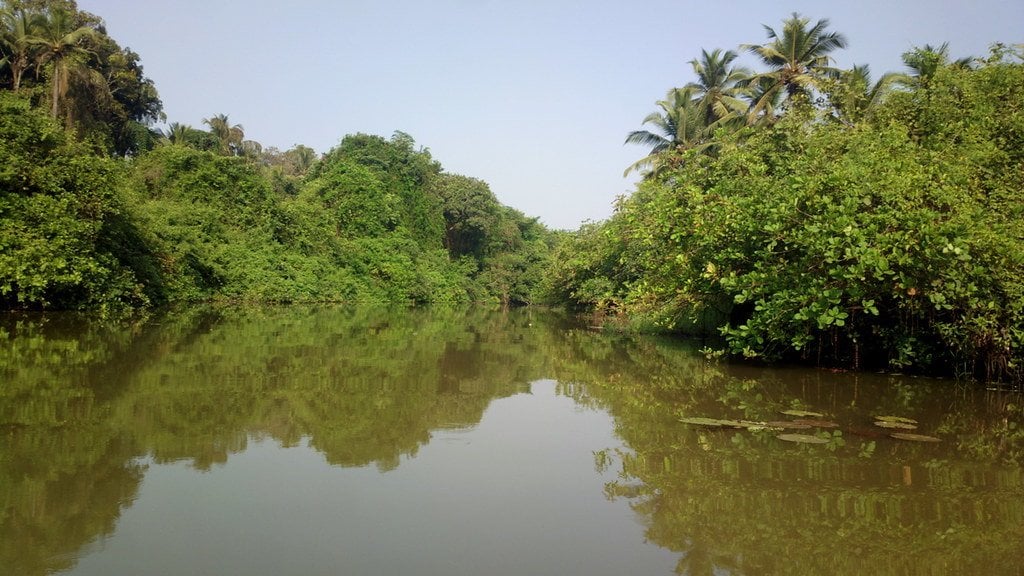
<box><xmin>0</xmin><ymin>1</ymin><xmax>555</xmax><ymax>312</ymax></box>
<box><xmin>548</xmin><ymin>14</ymin><xmax>1024</xmax><ymax>383</ymax></box>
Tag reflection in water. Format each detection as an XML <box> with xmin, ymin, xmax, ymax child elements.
<box><xmin>0</xmin><ymin>306</ymin><xmax>1022</xmax><ymax>575</ymax></box>
<box><xmin>578</xmin><ymin>357</ymin><xmax>1024</xmax><ymax>575</ymax></box>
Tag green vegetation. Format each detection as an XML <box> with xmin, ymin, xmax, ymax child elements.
<box><xmin>549</xmin><ymin>13</ymin><xmax>1024</xmax><ymax>384</ymax></box>
<box><xmin>3</xmin><ymin>3</ymin><xmax>1021</xmax><ymax>383</ymax></box>
<box><xmin>0</xmin><ymin>0</ymin><xmax>553</xmax><ymax>311</ymax></box>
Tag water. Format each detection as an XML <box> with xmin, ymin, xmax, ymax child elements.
<box><xmin>1</xmin><ymin>306</ymin><xmax>1021</xmax><ymax>576</ymax></box>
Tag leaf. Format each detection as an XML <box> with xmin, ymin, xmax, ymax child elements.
<box><xmin>791</xmin><ymin>419</ymin><xmax>839</xmax><ymax>428</ymax></box>
<box><xmin>874</xmin><ymin>421</ymin><xmax>917</xmax><ymax>430</ymax></box>
<box><xmin>777</xmin><ymin>433</ymin><xmax>830</xmax><ymax>444</ymax></box>
<box><xmin>764</xmin><ymin>421</ymin><xmax>813</xmax><ymax>430</ymax></box>
<box><xmin>875</xmin><ymin>415</ymin><xmax>918</xmax><ymax>424</ymax></box>
<box><xmin>891</xmin><ymin>432</ymin><xmax>941</xmax><ymax>443</ymax></box>
<box><xmin>679</xmin><ymin>417</ymin><xmax>743</xmax><ymax>428</ymax></box>
<box><xmin>680</xmin><ymin>417</ymin><xmax>769</xmax><ymax>429</ymax></box>
<box><xmin>780</xmin><ymin>409</ymin><xmax>824</xmax><ymax>418</ymax></box>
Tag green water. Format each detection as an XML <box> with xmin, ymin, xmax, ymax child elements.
<box><xmin>1</xmin><ymin>306</ymin><xmax>1022</xmax><ymax>575</ymax></box>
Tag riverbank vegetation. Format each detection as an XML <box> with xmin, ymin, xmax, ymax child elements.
<box><xmin>548</xmin><ymin>15</ymin><xmax>1023</xmax><ymax>383</ymax></box>
<box><xmin>3</xmin><ymin>3</ymin><xmax>1021</xmax><ymax>383</ymax></box>
<box><xmin>0</xmin><ymin>0</ymin><xmax>553</xmax><ymax>313</ymax></box>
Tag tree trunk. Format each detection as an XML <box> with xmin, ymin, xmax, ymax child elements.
<box><xmin>51</xmin><ymin>60</ymin><xmax>61</xmax><ymax>118</ymax></box>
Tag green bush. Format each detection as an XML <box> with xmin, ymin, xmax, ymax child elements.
<box><xmin>552</xmin><ymin>52</ymin><xmax>1024</xmax><ymax>382</ymax></box>
<box><xmin>0</xmin><ymin>93</ymin><xmax>149</xmax><ymax>312</ymax></box>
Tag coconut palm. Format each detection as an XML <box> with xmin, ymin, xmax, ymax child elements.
<box><xmin>623</xmin><ymin>86</ymin><xmax>707</xmax><ymax>176</ymax></box>
<box><xmin>685</xmin><ymin>48</ymin><xmax>750</xmax><ymax>128</ymax></box>
<box><xmin>203</xmin><ymin>113</ymin><xmax>244</xmax><ymax>155</ymax></box>
<box><xmin>900</xmin><ymin>43</ymin><xmax>974</xmax><ymax>86</ymax></box>
<box><xmin>742</xmin><ymin>13</ymin><xmax>848</xmax><ymax>121</ymax></box>
<box><xmin>0</xmin><ymin>7</ymin><xmax>43</xmax><ymax>91</ymax></box>
<box><xmin>161</xmin><ymin>121</ymin><xmax>192</xmax><ymax>145</ymax></box>
<box><xmin>742</xmin><ymin>75</ymin><xmax>786</xmax><ymax>126</ymax></box>
<box><xmin>29</xmin><ymin>7</ymin><xmax>99</xmax><ymax>118</ymax></box>
<box><xmin>827</xmin><ymin>64</ymin><xmax>907</xmax><ymax>124</ymax></box>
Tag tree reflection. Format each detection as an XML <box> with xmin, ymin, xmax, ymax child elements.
<box><xmin>0</xmin><ymin>306</ymin><xmax>559</xmax><ymax>573</ymax></box>
<box><xmin>0</xmin><ymin>306</ymin><xmax>1022</xmax><ymax>575</ymax></box>
<box><xmin>565</xmin><ymin>340</ymin><xmax>1024</xmax><ymax>575</ymax></box>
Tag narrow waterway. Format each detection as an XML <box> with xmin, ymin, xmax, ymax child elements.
<box><xmin>1</xmin><ymin>305</ymin><xmax>1021</xmax><ymax>575</ymax></box>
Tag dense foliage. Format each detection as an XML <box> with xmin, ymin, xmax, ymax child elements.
<box><xmin>0</xmin><ymin>93</ymin><xmax>148</xmax><ymax>312</ymax></box>
<box><xmin>550</xmin><ymin>17</ymin><xmax>1024</xmax><ymax>383</ymax></box>
<box><xmin>4</xmin><ymin>2</ymin><xmax>1022</xmax><ymax>383</ymax></box>
<box><xmin>0</xmin><ymin>1</ymin><xmax>553</xmax><ymax>311</ymax></box>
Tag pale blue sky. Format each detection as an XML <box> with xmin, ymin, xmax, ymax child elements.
<box><xmin>78</xmin><ymin>0</ymin><xmax>1022</xmax><ymax>230</ymax></box>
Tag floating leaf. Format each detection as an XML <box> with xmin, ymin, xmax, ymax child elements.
<box><xmin>875</xmin><ymin>415</ymin><xmax>918</xmax><ymax>424</ymax></box>
<box><xmin>765</xmin><ymin>421</ymin><xmax>812</xmax><ymax>430</ymax></box>
<box><xmin>777</xmin><ymin>433</ymin><xmax>829</xmax><ymax>444</ymax></box>
<box><xmin>680</xmin><ymin>417</ymin><xmax>766</xmax><ymax>429</ymax></box>
<box><xmin>891</xmin><ymin>432</ymin><xmax>941</xmax><ymax>443</ymax></box>
<box><xmin>679</xmin><ymin>417</ymin><xmax>735</xmax><ymax>427</ymax></box>
<box><xmin>781</xmin><ymin>410</ymin><xmax>824</xmax><ymax>418</ymax></box>
<box><xmin>734</xmin><ymin>421</ymin><xmax>771</xmax><ymax>430</ymax></box>
<box><xmin>792</xmin><ymin>419</ymin><xmax>839</xmax><ymax>428</ymax></box>
<box><xmin>874</xmin><ymin>421</ymin><xmax>917</xmax><ymax>430</ymax></box>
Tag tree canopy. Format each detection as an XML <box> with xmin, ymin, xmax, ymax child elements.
<box><xmin>558</xmin><ymin>18</ymin><xmax>1023</xmax><ymax>384</ymax></box>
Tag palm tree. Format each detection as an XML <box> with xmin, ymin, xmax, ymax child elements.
<box><xmin>203</xmin><ymin>113</ymin><xmax>244</xmax><ymax>155</ymax></box>
<box><xmin>29</xmin><ymin>7</ymin><xmax>99</xmax><ymax>119</ymax></box>
<box><xmin>623</xmin><ymin>86</ymin><xmax>707</xmax><ymax>176</ymax></box>
<box><xmin>685</xmin><ymin>48</ymin><xmax>750</xmax><ymax>128</ymax></box>
<box><xmin>901</xmin><ymin>43</ymin><xmax>974</xmax><ymax>86</ymax></box>
<box><xmin>0</xmin><ymin>7</ymin><xmax>43</xmax><ymax>91</ymax></box>
<box><xmin>742</xmin><ymin>13</ymin><xmax>848</xmax><ymax>121</ymax></box>
<box><xmin>742</xmin><ymin>75</ymin><xmax>786</xmax><ymax>126</ymax></box>
<box><xmin>161</xmin><ymin>121</ymin><xmax>192</xmax><ymax>145</ymax></box>
<box><xmin>827</xmin><ymin>64</ymin><xmax>906</xmax><ymax>124</ymax></box>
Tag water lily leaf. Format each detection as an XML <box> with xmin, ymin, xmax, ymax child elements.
<box><xmin>874</xmin><ymin>421</ymin><xmax>917</xmax><ymax>430</ymax></box>
<box><xmin>679</xmin><ymin>417</ymin><xmax>734</xmax><ymax>427</ymax></box>
<box><xmin>777</xmin><ymin>433</ymin><xmax>829</xmax><ymax>444</ymax></box>
<box><xmin>891</xmin><ymin>432</ymin><xmax>941</xmax><ymax>443</ymax></box>
<box><xmin>765</xmin><ymin>421</ymin><xmax>812</xmax><ymax>430</ymax></box>
<box><xmin>791</xmin><ymin>419</ymin><xmax>839</xmax><ymax>428</ymax></box>
<box><xmin>875</xmin><ymin>415</ymin><xmax>918</xmax><ymax>424</ymax></box>
<box><xmin>780</xmin><ymin>410</ymin><xmax>824</xmax><ymax>418</ymax></box>
<box><xmin>678</xmin><ymin>417</ymin><xmax>750</xmax><ymax>428</ymax></box>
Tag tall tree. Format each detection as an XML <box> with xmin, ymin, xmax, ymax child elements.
<box><xmin>826</xmin><ymin>64</ymin><xmax>906</xmax><ymax>124</ymax></box>
<box><xmin>286</xmin><ymin>144</ymin><xmax>317</xmax><ymax>175</ymax></box>
<box><xmin>28</xmin><ymin>6</ymin><xmax>97</xmax><ymax>119</ymax></box>
<box><xmin>685</xmin><ymin>48</ymin><xmax>750</xmax><ymax>128</ymax></box>
<box><xmin>0</xmin><ymin>7</ymin><xmax>43</xmax><ymax>91</ymax></box>
<box><xmin>742</xmin><ymin>13</ymin><xmax>848</xmax><ymax>121</ymax></box>
<box><xmin>203</xmin><ymin>113</ymin><xmax>244</xmax><ymax>155</ymax></box>
<box><xmin>161</xmin><ymin>121</ymin><xmax>190</xmax><ymax>144</ymax></box>
<box><xmin>240</xmin><ymin>138</ymin><xmax>262</xmax><ymax>159</ymax></box>
<box><xmin>624</xmin><ymin>86</ymin><xmax>706</xmax><ymax>176</ymax></box>
<box><xmin>901</xmin><ymin>43</ymin><xmax>974</xmax><ymax>86</ymax></box>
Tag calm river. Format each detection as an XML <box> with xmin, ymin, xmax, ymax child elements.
<box><xmin>1</xmin><ymin>306</ymin><xmax>1022</xmax><ymax>575</ymax></box>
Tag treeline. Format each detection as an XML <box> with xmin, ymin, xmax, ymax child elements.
<box><xmin>549</xmin><ymin>14</ymin><xmax>1024</xmax><ymax>382</ymax></box>
<box><xmin>4</xmin><ymin>2</ymin><xmax>1023</xmax><ymax>382</ymax></box>
<box><xmin>0</xmin><ymin>0</ymin><xmax>553</xmax><ymax>311</ymax></box>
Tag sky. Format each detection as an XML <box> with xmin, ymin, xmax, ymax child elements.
<box><xmin>77</xmin><ymin>0</ymin><xmax>1023</xmax><ymax>230</ymax></box>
